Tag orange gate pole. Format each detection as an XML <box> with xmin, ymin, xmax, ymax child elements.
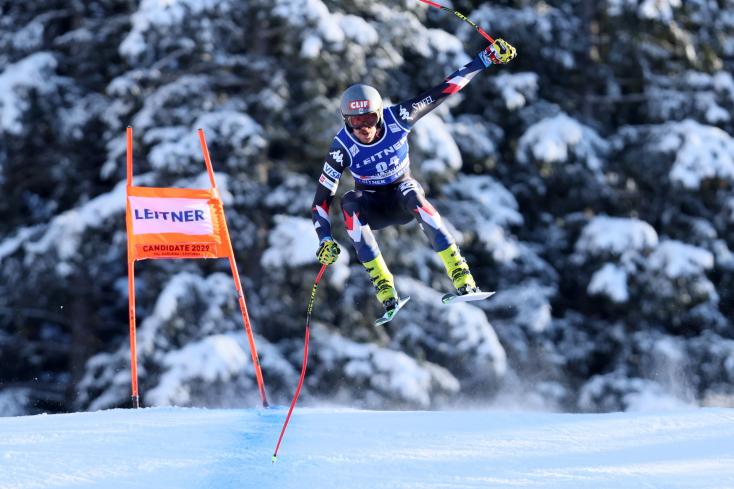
<box><xmin>198</xmin><ymin>128</ymin><xmax>269</xmax><ymax>407</ymax></box>
<box><xmin>126</xmin><ymin>126</ymin><xmax>140</xmax><ymax>408</ymax></box>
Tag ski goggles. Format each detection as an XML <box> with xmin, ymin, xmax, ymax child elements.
<box><xmin>346</xmin><ymin>112</ymin><xmax>379</xmax><ymax>129</ymax></box>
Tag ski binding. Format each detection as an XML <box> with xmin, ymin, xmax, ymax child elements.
<box><xmin>442</xmin><ymin>290</ymin><xmax>496</xmax><ymax>305</ymax></box>
<box><xmin>375</xmin><ymin>296</ymin><xmax>411</xmax><ymax>326</ymax></box>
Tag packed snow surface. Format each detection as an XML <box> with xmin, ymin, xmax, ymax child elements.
<box><xmin>1</xmin><ymin>406</ymin><xmax>733</xmax><ymax>488</ymax></box>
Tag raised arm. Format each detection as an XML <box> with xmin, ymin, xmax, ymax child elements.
<box><xmin>390</xmin><ymin>39</ymin><xmax>517</xmax><ymax>128</ymax></box>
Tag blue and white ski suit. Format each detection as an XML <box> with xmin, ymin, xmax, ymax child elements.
<box><xmin>312</xmin><ymin>54</ymin><xmax>489</xmax><ymax>263</ymax></box>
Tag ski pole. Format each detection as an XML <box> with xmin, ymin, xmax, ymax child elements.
<box><xmin>272</xmin><ymin>263</ymin><xmax>328</xmax><ymax>463</ymax></box>
<box><xmin>417</xmin><ymin>0</ymin><xmax>495</xmax><ymax>44</ymax></box>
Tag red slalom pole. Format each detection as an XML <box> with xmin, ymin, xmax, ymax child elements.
<box><xmin>417</xmin><ymin>0</ymin><xmax>495</xmax><ymax>43</ymax></box>
<box><xmin>272</xmin><ymin>263</ymin><xmax>328</xmax><ymax>463</ymax></box>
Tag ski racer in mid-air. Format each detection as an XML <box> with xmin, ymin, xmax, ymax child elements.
<box><xmin>311</xmin><ymin>38</ymin><xmax>517</xmax><ymax>316</ymax></box>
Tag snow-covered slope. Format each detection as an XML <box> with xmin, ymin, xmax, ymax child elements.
<box><xmin>1</xmin><ymin>407</ymin><xmax>733</xmax><ymax>488</ymax></box>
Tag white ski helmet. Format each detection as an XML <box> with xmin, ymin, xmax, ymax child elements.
<box><xmin>340</xmin><ymin>84</ymin><xmax>384</xmax><ymax>128</ymax></box>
